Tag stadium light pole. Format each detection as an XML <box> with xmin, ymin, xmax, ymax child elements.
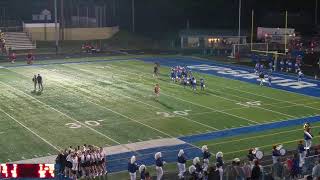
<box><xmin>132</xmin><ymin>0</ymin><xmax>135</xmax><ymax>33</ymax></box>
<box><xmin>316</xmin><ymin>0</ymin><xmax>318</xmax><ymax>26</ymax></box>
<box><xmin>238</xmin><ymin>0</ymin><xmax>241</xmax><ymax>44</ymax></box>
<box><xmin>54</xmin><ymin>0</ymin><xmax>59</xmax><ymax>55</ymax></box>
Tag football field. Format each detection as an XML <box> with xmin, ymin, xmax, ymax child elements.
<box><xmin>0</xmin><ymin>56</ymin><xmax>320</xmax><ymax>170</ymax></box>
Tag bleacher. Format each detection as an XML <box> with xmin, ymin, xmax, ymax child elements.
<box><xmin>3</xmin><ymin>32</ymin><xmax>36</xmax><ymax>51</ymax></box>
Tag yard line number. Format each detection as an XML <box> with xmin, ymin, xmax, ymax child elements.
<box><xmin>156</xmin><ymin>110</ymin><xmax>191</xmax><ymax>118</ymax></box>
<box><xmin>65</xmin><ymin>120</ymin><xmax>103</xmax><ymax>129</ymax></box>
<box><xmin>236</xmin><ymin>101</ymin><xmax>261</xmax><ymax>107</ymax></box>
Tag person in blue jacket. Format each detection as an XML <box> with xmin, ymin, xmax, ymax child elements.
<box><xmin>128</xmin><ymin>156</ymin><xmax>139</xmax><ymax>180</ymax></box>
<box><xmin>177</xmin><ymin>149</ymin><xmax>187</xmax><ymax>179</ymax></box>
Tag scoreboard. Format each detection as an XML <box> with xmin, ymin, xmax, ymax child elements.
<box><xmin>0</xmin><ymin>164</ymin><xmax>55</xmax><ymax>178</ymax></box>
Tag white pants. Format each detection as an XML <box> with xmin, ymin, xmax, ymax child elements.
<box><xmin>129</xmin><ymin>172</ymin><xmax>136</xmax><ymax>180</ymax></box>
<box><xmin>218</xmin><ymin>167</ymin><xmax>223</xmax><ymax>180</ymax></box>
<box><xmin>272</xmin><ymin>156</ymin><xmax>279</xmax><ymax>164</ymax></box>
<box><xmin>299</xmin><ymin>152</ymin><xmax>306</xmax><ymax>167</ymax></box>
<box><xmin>156</xmin><ymin>166</ymin><xmax>163</xmax><ymax>180</ymax></box>
<box><xmin>203</xmin><ymin>159</ymin><xmax>209</xmax><ymax>172</ymax></box>
<box><xmin>177</xmin><ymin>163</ymin><xmax>186</xmax><ymax>178</ymax></box>
<box><xmin>305</xmin><ymin>140</ymin><xmax>312</xmax><ymax>150</ymax></box>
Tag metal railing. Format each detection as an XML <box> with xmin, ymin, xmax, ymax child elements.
<box><xmin>0</xmin><ymin>26</ymin><xmax>23</xmax><ymax>32</ymax></box>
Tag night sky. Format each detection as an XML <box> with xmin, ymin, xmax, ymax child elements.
<box><xmin>0</xmin><ymin>0</ymin><xmax>318</xmax><ymax>34</ymax></box>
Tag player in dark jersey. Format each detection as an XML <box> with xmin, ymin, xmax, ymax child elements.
<box><xmin>32</xmin><ymin>75</ymin><xmax>37</xmax><ymax>92</ymax></box>
<box><xmin>259</xmin><ymin>72</ymin><xmax>265</xmax><ymax>86</ymax></box>
<box><xmin>153</xmin><ymin>62</ymin><xmax>160</xmax><ymax>78</ymax></box>
<box><xmin>200</xmin><ymin>78</ymin><xmax>205</xmax><ymax>91</ymax></box>
<box><xmin>37</xmin><ymin>74</ymin><xmax>43</xmax><ymax>91</ymax></box>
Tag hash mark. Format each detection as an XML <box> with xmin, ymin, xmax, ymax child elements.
<box><xmin>98</xmin><ymin>120</ymin><xmax>104</xmax><ymax>122</ymax></box>
<box><xmin>157</xmin><ymin>136</ymin><xmax>163</xmax><ymax>139</ymax></box>
<box><xmin>7</xmin><ymin>159</ymin><xmax>12</xmax><ymax>162</ymax></box>
<box><xmin>138</xmin><ymin>139</ymin><xmax>143</xmax><ymax>142</ymax></box>
<box><xmin>47</xmin><ymin>153</ymin><xmax>52</xmax><ymax>156</ymax></box>
<box><xmin>34</xmin><ymin>155</ymin><xmax>38</xmax><ymax>157</ymax></box>
<box><xmin>21</xmin><ymin>156</ymin><xmax>26</xmax><ymax>159</ymax></box>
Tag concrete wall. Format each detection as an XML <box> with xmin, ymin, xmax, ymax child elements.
<box><xmin>24</xmin><ymin>23</ymin><xmax>119</xmax><ymax>41</ymax></box>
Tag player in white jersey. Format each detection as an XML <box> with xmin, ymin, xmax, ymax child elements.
<box><xmin>85</xmin><ymin>152</ymin><xmax>92</xmax><ymax>177</ymax></box>
<box><xmin>100</xmin><ymin>147</ymin><xmax>107</xmax><ymax>175</ymax></box>
<box><xmin>65</xmin><ymin>153</ymin><xmax>73</xmax><ymax>178</ymax></box>
<box><xmin>79</xmin><ymin>152</ymin><xmax>86</xmax><ymax>178</ymax></box>
<box><xmin>71</xmin><ymin>154</ymin><xmax>79</xmax><ymax>179</ymax></box>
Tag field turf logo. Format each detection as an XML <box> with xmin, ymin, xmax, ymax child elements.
<box><xmin>188</xmin><ymin>64</ymin><xmax>318</xmax><ymax>89</ymax></box>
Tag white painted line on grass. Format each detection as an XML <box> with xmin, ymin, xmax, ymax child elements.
<box><xmin>0</xmin><ymin>108</ymin><xmax>60</xmax><ymax>152</ymax></box>
<box><xmin>72</xmin><ymin>64</ymin><xmax>219</xmax><ymax>130</ymax></box>
<box><xmin>0</xmin><ymin>80</ymin><xmax>122</xmax><ymax>146</ymax></box>
<box><xmin>105</xmin><ymin>64</ymin><xmax>260</xmax><ymax>124</ymax></box>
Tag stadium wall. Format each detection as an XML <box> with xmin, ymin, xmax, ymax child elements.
<box><xmin>23</xmin><ymin>23</ymin><xmax>119</xmax><ymax>41</ymax></box>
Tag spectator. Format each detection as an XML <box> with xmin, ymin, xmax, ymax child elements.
<box><xmin>251</xmin><ymin>160</ymin><xmax>262</xmax><ymax>180</ymax></box>
<box><xmin>207</xmin><ymin>165</ymin><xmax>220</xmax><ymax>180</ymax></box>
<box><xmin>271</xmin><ymin>158</ymin><xmax>284</xmax><ymax>180</ymax></box>
<box><xmin>128</xmin><ymin>155</ymin><xmax>139</xmax><ymax>180</ymax></box>
<box><xmin>315</xmin><ymin>57</ymin><xmax>320</xmax><ymax>79</ymax></box>
<box><xmin>225</xmin><ymin>159</ymin><xmax>237</xmax><ymax>180</ymax></box>
<box><xmin>234</xmin><ymin>158</ymin><xmax>244</xmax><ymax>180</ymax></box>
<box><xmin>312</xmin><ymin>159</ymin><xmax>320</xmax><ymax>179</ymax></box>
<box><xmin>242</xmin><ymin>161</ymin><xmax>252</xmax><ymax>180</ymax></box>
<box><xmin>144</xmin><ymin>171</ymin><xmax>151</xmax><ymax>180</ymax></box>
<box><xmin>291</xmin><ymin>153</ymin><xmax>300</xmax><ymax>179</ymax></box>
<box><xmin>283</xmin><ymin>157</ymin><xmax>292</xmax><ymax>180</ymax></box>
<box><xmin>55</xmin><ymin>150</ymin><xmax>65</xmax><ymax>175</ymax></box>
<box><xmin>297</xmin><ymin>140</ymin><xmax>306</xmax><ymax>168</ymax></box>
<box><xmin>272</xmin><ymin>145</ymin><xmax>281</xmax><ymax>164</ymax></box>
<box><xmin>247</xmin><ymin>148</ymin><xmax>256</xmax><ymax>166</ymax></box>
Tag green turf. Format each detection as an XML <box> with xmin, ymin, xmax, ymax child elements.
<box><xmin>0</xmin><ymin>56</ymin><xmax>319</xmax><ymax>167</ymax></box>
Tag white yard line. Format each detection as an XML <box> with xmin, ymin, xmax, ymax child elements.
<box><xmin>278</xmin><ymin>101</ymin><xmax>320</xmax><ymax>109</ymax></box>
<box><xmin>223</xmin><ymin>85</ymin><xmax>320</xmax><ymax>111</ymax></box>
<box><xmin>0</xmin><ymin>108</ymin><xmax>60</xmax><ymax>152</ymax></box>
<box><xmin>5</xmin><ymin>67</ymin><xmax>177</xmax><ymax>139</ymax></box>
<box><xmin>70</xmin><ymin>64</ymin><xmax>260</xmax><ymax>124</ymax></box>
<box><xmin>72</xmin><ymin>67</ymin><xmax>219</xmax><ymax>130</ymax></box>
<box><xmin>111</xmin><ymin>63</ymin><xmax>320</xmax><ymax>118</ymax></box>
<box><xmin>0</xmin><ymin>80</ymin><xmax>122</xmax><ymax>146</ymax></box>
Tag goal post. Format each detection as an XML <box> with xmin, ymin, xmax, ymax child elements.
<box><xmin>231</xmin><ymin>43</ymin><xmax>269</xmax><ymax>58</ymax></box>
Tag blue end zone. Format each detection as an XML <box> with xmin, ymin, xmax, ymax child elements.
<box><xmin>138</xmin><ymin>57</ymin><xmax>320</xmax><ymax>98</ymax></box>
